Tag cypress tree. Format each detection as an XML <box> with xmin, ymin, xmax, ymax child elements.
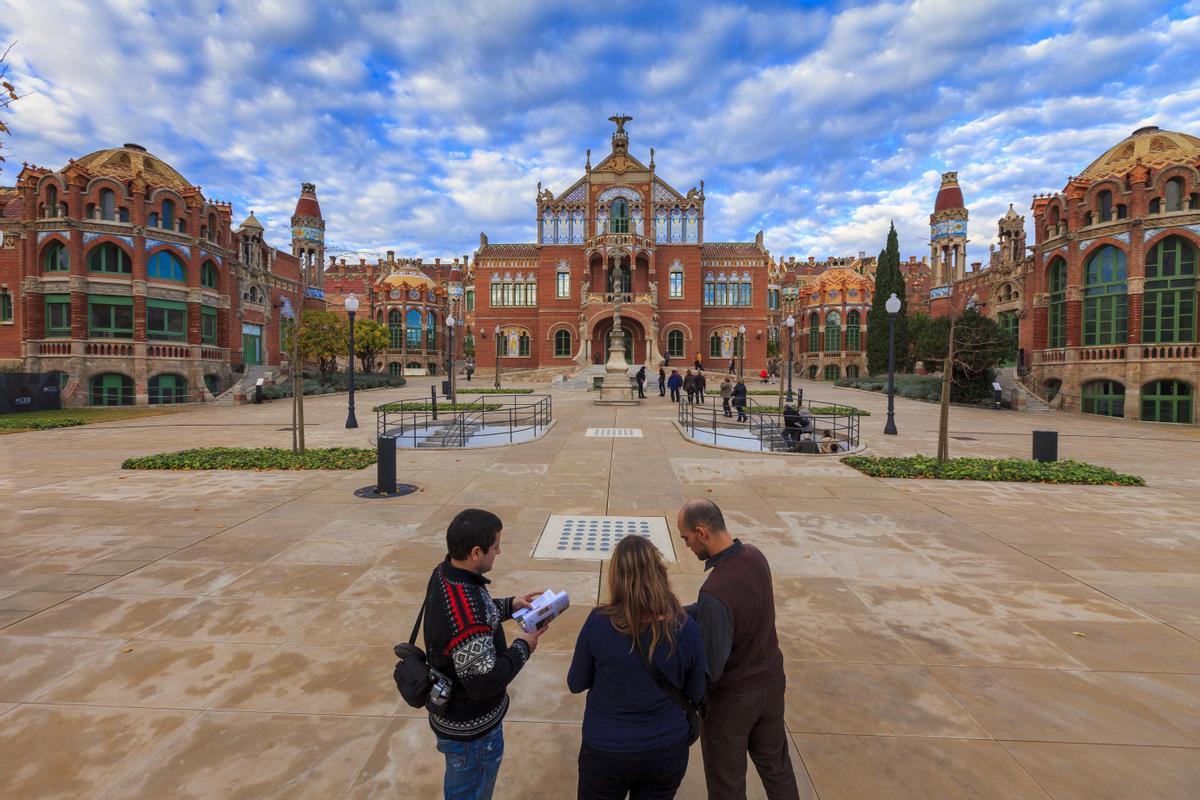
<box><xmin>866</xmin><ymin>223</ymin><xmax>907</xmax><ymax>375</ymax></box>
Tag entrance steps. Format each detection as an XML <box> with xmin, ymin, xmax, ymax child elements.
<box><xmin>996</xmin><ymin>367</ymin><xmax>1050</xmax><ymax>411</ymax></box>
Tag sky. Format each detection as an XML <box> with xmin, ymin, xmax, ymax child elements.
<box><xmin>3</xmin><ymin>0</ymin><xmax>1199</xmax><ymax>268</ymax></box>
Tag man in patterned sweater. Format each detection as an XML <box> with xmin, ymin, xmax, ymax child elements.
<box><xmin>423</xmin><ymin>508</ymin><xmax>547</xmax><ymax>799</ymax></box>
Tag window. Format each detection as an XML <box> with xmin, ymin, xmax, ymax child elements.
<box><xmin>808</xmin><ymin>313</ymin><xmax>820</xmax><ymax>352</ymax></box>
<box><xmin>147</xmin><ymin>299</ymin><xmax>187</xmax><ymax>341</ymax></box>
<box><xmin>90</xmin><ymin>373</ymin><xmax>134</xmax><ymax>406</ymax></box>
<box><xmin>768</xmin><ymin>288</ymin><xmax>779</xmax><ymax>310</ymax></box>
<box><xmin>148</xmin><ymin>374</ymin><xmax>188</xmax><ymax>405</ymax></box>
<box><xmin>1143</xmin><ymin>236</ymin><xmax>1196</xmax><ymax>343</ymax></box>
<box><xmin>670</xmin><ymin>269</ymin><xmax>683</xmax><ymax>298</ymax></box>
<box><xmin>88</xmin><ymin>244</ymin><xmax>131</xmax><ymax>274</ymax></box>
<box><xmin>1141</xmin><ymin>380</ymin><xmax>1192</xmax><ymax>423</ymax></box>
<box><xmin>202</xmin><ymin>307</ymin><xmax>218</xmax><ymax>344</ymax></box>
<box><xmin>709</xmin><ymin>333</ymin><xmax>723</xmax><ymax>358</ymax></box>
<box><xmin>201</xmin><ymin>260</ymin><xmax>218</xmax><ymax>289</ymax></box>
<box><xmin>740</xmin><ymin>282</ymin><xmax>752</xmax><ymax>306</ymax></box>
<box><xmin>807</xmin><ymin>365</ymin><xmax>818</xmax><ymax>379</ymax></box>
<box><xmin>43</xmin><ymin>241</ymin><xmax>69</xmax><ymax>272</ymax></box>
<box><xmin>610</xmin><ymin>198</ymin><xmax>629</xmax><ymax>234</ymax></box>
<box><xmin>714</xmin><ymin>282</ymin><xmax>727</xmax><ymax>306</ymax></box>
<box><xmin>44</xmin><ymin>294</ymin><xmax>71</xmax><ymax>337</ymax></box>
<box><xmin>1081</xmin><ymin>380</ymin><xmax>1125</xmax><ymax>418</ymax></box>
<box><xmin>425</xmin><ymin>312</ymin><xmax>436</xmax><ymax>350</ymax></box>
<box><xmin>519</xmin><ymin>332</ymin><xmax>530</xmax><ymax>357</ymax></box>
<box><xmin>556</xmin><ymin>269</ymin><xmax>570</xmax><ymax>299</ymax></box>
<box><xmin>45</xmin><ymin>185</ymin><xmax>58</xmax><ymax>218</ymax></box>
<box><xmin>389</xmin><ymin>362</ymin><xmax>402</xmax><ymax>376</ymax></box>
<box><xmin>824</xmin><ymin>311</ymin><xmax>842</xmax><ymax>353</ymax></box>
<box><xmin>161</xmin><ymin>199</ymin><xmax>175</xmax><ymax>229</ymax></box>
<box><xmin>1047</xmin><ymin>258</ymin><xmax>1067</xmax><ymax>348</ymax></box>
<box><xmin>244</xmin><ymin>285</ymin><xmax>264</xmax><ymax>303</ymax></box>
<box><xmin>824</xmin><ymin>364</ymin><xmax>840</xmax><ymax>381</ymax></box>
<box><xmin>667</xmin><ymin>329</ymin><xmax>684</xmax><ymax>358</ymax></box>
<box><xmin>554</xmin><ymin>329</ymin><xmax>572</xmax><ymax>357</ymax></box>
<box><xmin>998</xmin><ymin>310</ymin><xmax>1020</xmax><ymax>356</ymax></box>
<box><xmin>1096</xmin><ymin>190</ymin><xmax>1112</xmax><ymax>223</ymax></box>
<box><xmin>0</xmin><ymin>291</ymin><xmax>11</xmax><ymax>322</ymax></box>
<box><xmin>147</xmin><ymin>250</ymin><xmax>186</xmax><ymax>282</ymax></box>
<box><xmin>388</xmin><ymin>310</ymin><xmax>403</xmax><ymax>348</ymax></box>
<box><xmin>88</xmin><ymin>295</ymin><xmax>133</xmax><ymax>338</ymax></box>
<box><xmin>703</xmin><ymin>281</ymin><xmax>715</xmax><ymax>306</ymax></box>
<box><xmin>465</xmin><ymin>289</ymin><xmax>475</xmax><ymax>312</ymax></box>
<box><xmin>1164</xmin><ymin>177</ymin><xmax>1184</xmax><ymax>212</ymax></box>
<box><xmin>207</xmin><ymin>214</ymin><xmax>218</xmax><ymax>241</ymax></box>
<box><xmin>845</xmin><ymin>364</ymin><xmax>860</xmax><ymax>378</ymax></box>
<box><xmin>99</xmin><ymin>189</ymin><xmax>116</xmax><ymax>221</ymax></box>
<box><xmin>846</xmin><ymin>311</ymin><xmax>861</xmax><ymax>351</ymax></box>
<box><xmin>1083</xmin><ymin>245</ymin><xmax>1127</xmax><ymax>346</ymax></box>
<box><xmin>406</xmin><ymin>309</ymin><xmax>422</xmax><ymax>349</ymax></box>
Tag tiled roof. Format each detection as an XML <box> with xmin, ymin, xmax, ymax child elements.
<box><xmin>0</xmin><ymin>187</ymin><xmax>20</xmax><ymax>219</ymax></box>
<box><xmin>1080</xmin><ymin>126</ymin><xmax>1200</xmax><ymax>181</ymax></box>
<box><xmin>75</xmin><ymin>144</ymin><xmax>193</xmax><ymax>191</ymax></box>
<box><xmin>477</xmin><ymin>243</ymin><xmax>538</xmax><ymax>259</ymax></box>
<box><xmin>701</xmin><ymin>242</ymin><xmax>764</xmax><ymax>256</ymax></box>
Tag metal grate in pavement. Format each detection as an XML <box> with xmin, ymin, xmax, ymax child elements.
<box><xmin>585</xmin><ymin>427</ymin><xmax>644</xmax><ymax>438</ymax></box>
<box><xmin>533</xmin><ymin>515</ymin><xmax>674</xmax><ymax>561</ymax></box>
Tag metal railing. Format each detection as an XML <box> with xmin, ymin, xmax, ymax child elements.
<box><xmin>677</xmin><ymin>394</ymin><xmax>861</xmax><ymax>453</ymax></box>
<box><xmin>375</xmin><ymin>393</ymin><xmax>553</xmax><ymax>448</ymax></box>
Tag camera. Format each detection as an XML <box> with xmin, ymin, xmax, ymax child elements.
<box><xmin>428</xmin><ymin>667</ymin><xmax>453</xmax><ymax>710</ymax></box>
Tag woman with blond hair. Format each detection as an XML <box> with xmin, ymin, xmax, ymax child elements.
<box><xmin>567</xmin><ymin>535</ymin><xmax>705</xmax><ymax>799</ymax></box>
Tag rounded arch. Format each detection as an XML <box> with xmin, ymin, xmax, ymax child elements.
<box><xmin>1079</xmin><ymin>238</ymin><xmax>1129</xmax><ymax>263</ymax></box>
<box><xmin>89</xmin><ymin>372</ymin><xmax>135</xmax><ymax>406</ymax></box>
<box><xmin>596</xmin><ymin>186</ymin><xmax>642</xmax><ymax>206</ymax></box>
<box><xmin>200</xmin><ymin>259</ymin><xmax>219</xmax><ymax>289</ymax></box>
<box><xmin>87</xmin><ymin>241</ymin><xmax>133</xmax><ymax>274</ymax></box>
<box><xmin>553</xmin><ymin>327</ymin><xmax>573</xmax><ymax>357</ymax></box>
<box><xmin>83</xmin><ymin>176</ymin><xmax>129</xmax><ymax>201</ymax></box>
<box><xmin>1149</xmin><ymin>164</ymin><xmax>1200</xmax><ymax>193</ymax></box>
<box><xmin>1143</xmin><ymin>226</ymin><xmax>1200</xmax><ymax>255</ymax></box>
<box><xmin>544</xmin><ymin>321</ymin><xmax>575</xmax><ymax>341</ymax></box>
<box><xmin>147</xmin><ymin>186</ymin><xmax>188</xmax><ymax>209</ymax></box>
<box><xmin>1083</xmin><ymin>179</ymin><xmax>1125</xmax><ymax>206</ymax></box>
<box><xmin>40</xmin><ymin>236</ymin><xmax>71</xmax><ymax>272</ymax></box>
<box><xmin>1080</xmin><ymin>378</ymin><xmax>1126</xmax><ymax>418</ymax></box>
<box><xmin>146</xmin><ymin>248</ymin><xmax>187</xmax><ymax>281</ymax></box>
<box><xmin>148</xmin><ymin>373</ymin><xmax>189</xmax><ymax>405</ymax></box>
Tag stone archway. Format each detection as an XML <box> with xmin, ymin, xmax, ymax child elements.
<box><xmin>590</xmin><ymin>315</ymin><xmax>648</xmax><ymax>366</ymax></box>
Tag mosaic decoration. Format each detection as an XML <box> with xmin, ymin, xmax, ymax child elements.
<box><xmin>144</xmin><ymin>237</ymin><xmax>190</xmax><ymax>257</ymax></box>
<box><xmin>82</xmin><ymin>231</ymin><xmax>135</xmax><ymax>248</ymax></box>
<box><xmin>652</xmin><ymin>181</ymin><xmax>676</xmax><ymax>203</ymax></box>
<box><xmin>632</xmin><ymin>208</ymin><xmax>643</xmax><ymax>235</ymax></box>
<box><xmin>655</xmin><ymin>209</ymin><xmax>668</xmax><ymax>243</ymax></box>
<box><xmin>559</xmin><ymin>183</ymin><xmax>587</xmax><ymax>204</ymax></box>
<box><xmin>1144</xmin><ymin>224</ymin><xmax>1200</xmax><ymax>239</ymax></box>
<box><xmin>930</xmin><ymin>286</ymin><xmax>952</xmax><ymax>299</ymax></box>
<box><xmin>597</xmin><ymin>186</ymin><xmax>641</xmax><ymax>205</ymax></box>
<box><xmin>686</xmin><ymin>208</ymin><xmax>700</xmax><ymax>243</ymax></box>
<box><xmin>1080</xmin><ymin>231</ymin><xmax>1131</xmax><ymax>245</ymax></box>
<box><xmin>670</xmin><ymin>207</ymin><xmax>683</xmax><ymax>243</ymax></box>
<box><xmin>305</xmin><ymin>287</ymin><xmax>325</xmax><ymax>299</ymax></box>
<box><xmin>200</xmin><ymin>249</ymin><xmax>223</xmax><ymax>265</ymax></box>
<box><xmin>242</xmin><ymin>323</ymin><xmax>263</xmax><ymax>335</ymax></box>
<box><xmin>932</xmin><ymin>220</ymin><xmax>967</xmax><ymax>240</ymax></box>
<box><xmin>572</xmin><ymin>210</ymin><xmax>585</xmax><ymax>243</ymax></box>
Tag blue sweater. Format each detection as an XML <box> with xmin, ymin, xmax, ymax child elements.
<box><xmin>567</xmin><ymin>609</ymin><xmax>705</xmax><ymax>753</ymax></box>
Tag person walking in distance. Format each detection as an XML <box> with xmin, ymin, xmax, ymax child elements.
<box><xmin>668</xmin><ymin>369</ymin><xmax>683</xmax><ymax>403</ymax></box>
<box><xmin>636</xmin><ymin>365</ymin><xmax>647</xmax><ymax>399</ymax></box>
<box><xmin>423</xmin><ymin>509</ymin><xmax>549</xmax><ymax>800</ymax></box>
<box><xmin>676</xmin><ymin>499</ymin><xmax>800</xmax><ymax>800</ymax></box>
<box><xmin>658</xmin><ymin>365</ymin><xmax>667</xmax><ymax>397</ymax></box>
<box><xmin>731</xmin><ymin>378</ymin><xmax>748</xmax><ymax>423</ymax></box>
<box><xmin>683</xmin><ymin>370</ymin><xmax>697</xmax><ymax>404</ymax></box>
<box><xmin>696</xmin><ymin>369</ymin><xmax>707</xmax><ymax>404</ymax></box>
<box><xmin>719</xmin><ymin>375</ymin><xmax>733</xmax><ymax>418</ymax></box>
<box><xmin>568</xmin><ymin>535</ymin><xmax>705</xmax><ymax>799</ymax></box>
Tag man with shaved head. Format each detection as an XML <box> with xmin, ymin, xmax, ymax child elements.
<box><xmin>677</xmin><ymin>499</ymin><xmax>799</xmax><ymax>800</ymax></box>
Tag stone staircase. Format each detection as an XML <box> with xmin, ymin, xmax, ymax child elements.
<box><xmin>995</xmin><ymin>367</ymin><xmax>1050</xmax><ymax>412</ymax></box>
<box><xmin>214</xmin><ymin>366</ymin><xmax>277</xmax><ymax>405</ymax></box>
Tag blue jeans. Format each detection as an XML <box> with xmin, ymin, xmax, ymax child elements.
<box><xmin>436</xmin><ymin>725</ymin><xmax>504</xmax><ymax>800</ymax></box>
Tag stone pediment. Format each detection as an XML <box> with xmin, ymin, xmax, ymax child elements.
<box><xmin>593</xmin><ymin>151</ymin><xmax>649</xmax><ymax>175</ymax></box>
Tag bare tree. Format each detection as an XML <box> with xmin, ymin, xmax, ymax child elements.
<box><xmin>1</xmin><ymin>42</ymin><xmax>26</xmax><ymax>170</ymax></box>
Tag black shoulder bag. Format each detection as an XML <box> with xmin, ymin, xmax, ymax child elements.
<box><xmin>393</xmin><ymin>598</ymin><xmax>431</xmax><ymax>708</ymax></box>
<box><xmin>636</xmin><ymin>640</ymin><xmax>703</xmax><ymax>746</ymax></box>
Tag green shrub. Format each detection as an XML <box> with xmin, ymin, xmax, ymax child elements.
<box><xmin>842</xmin><ymin>455</ymin><xmax>1144</xmax><ymax>486</ymax></box>
<box><xmin>455</xmin><ymin>388</ymin><xmax>534</xmax><ymax>394</ymax></box>
<box><xmin>372</xmin><ymin>401</ymin><xmax>502</xmax><ymax>412</ymax></box>
<box><xmin>122</xmin><ymin>447</ymin><xmax>376</xmax><ymax>471</ymax></box>
<box><xmin>809</xmin><ymin>406</ymin><xmax>870</xmax><ymax>416</ymax></box>
<box><xmin>262</xmin><ymin>373</ymin><xmax>407</xmax><ymax>399</ymax></box>
<box><xmin>0</xmin><ymin>417</ymin><xmax>86</xmax><ymax>430</ymax></box>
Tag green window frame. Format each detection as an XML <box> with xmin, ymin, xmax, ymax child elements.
<box><xmin>490</xmin><ymin>283</ymin><xmax>501</xmax><ymax>307</ymax></box>
<box><xmin>1140</xmin><ymin>379</ymin><xmax>1192</xmax><ymax>423</ymax></box>
<box><xmin>1081</xmin><ymin>379</ymin><xmax>1125</xmax><ymax>418</ymax></box>
<box><xmin>43</xmin><ymin>240</ymin><xmax>69</xmax><ymax>272</ymax></box>
<box><xmin>45</xmin><ymin>293</ymin><xmax>71</xmax><ymax>337</ymax></box>
<box><xmin>388</xmin><ymin>362</ymin><xmax>402</xmax><ymax>376</ymax></box>
<box><xmin>88</xmin><ymin>295</ymin><xmax>133</xmax><ymax>338</ymax></box>
<box><xmin>147</xmin><ymin>250</ymin><xmax>186</xmax><ymax>282</ymax></box>
<box><xmin>88</xmin><ymin>243</ymin><xmax>131</xmax><ymax>274</ymax></box>
<box><xmin>667</xmin><ymin>329</ymin><xmax>684</xmax><ymax>358</ymax></box>
<box><xmin>148</xmin><ymin>373</ymin><xmax>188</xmax><ymax>405</ymax></box>
<box><xmin>147</xmin><ymin>299</ymin><xmax>187</xmax><ymax>341</ymax></box>
<box><xmin>824</xmin><ymin>312</ymin><xmax>841</xmax><ymax>353</ymax></box>
<box><xmin>709</xmin><ymin>333</ymin><xmax>722</xmax><ymax>358</ymax></box>
<box><xmin>0</xmin><ymin>291</ymin><xmax>11</xmax><ymax>322</ymax></box>
<box><xmin>823</xmin><ymin>364</ymin><xmax>840</xmax><ymax>381</ymax></box>
<box><xmin>1143</xmin><ymin>236</ymin><xmax>1196</xmax><ymax>344</ymax></box>
<box><xmin>201</xmin><ymin>260</ymin><xmax>218</xmax><ymax>289</ymax></box>
<box><xmin>90</xmin><ymin>373</ymin><xmax>134</xmax><ymax>406</ymax></box>
<box><xmin>1082</xmin><ymin>245</ymin><xmax>1127</xmax><ymax>346</ymax></box>
<box><xmin>1047</xmin><ymin>258</ymin><xmax>1067</xmax><ymax>348</ymax></box>
<box><xmin>465</xmin><ymin>289</ymin><xmax>475</xmax><ymax>312</ymax></box>
<box><xmin>388</xmin><ymin>310</ymin><xmax>403</xmax><ymax>349</ymax></box>
<box><xmin>610</xmin><ymin>198</ymin><xmax>630</xmax><ymax>234</ymax></box>
<box><xmin>518</xmin><ymin>333</ymin><xmax>530</xmax><ymax>357</ymax></box>
<box><xmin>845</xmin><ymin>364</ymin><xmax>860</xmax><ymax>378</ymax></box>
<box><xmin>554</xmin><ymin>329</ymin><xmax>571</xmax><ymax>357</ymax></box>
<box><xmin>202</xmin><ymin>307</ymin><xmax>218</xmax><ymax>344</ymax></box>
<box><xmin>808</xmin><ymin>313</ymin><xmax>819</xmax><ymax>352</ymax></box>
<box><xmin>845</xmin><ymin>311</ymin><xmax>861</xmax><ymax>351</ymax></box>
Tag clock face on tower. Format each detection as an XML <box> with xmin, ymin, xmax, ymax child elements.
<box><xmin>292</xmin><ymin>226</ymin><xmax>323</xmax><ymax>242</ymax></box>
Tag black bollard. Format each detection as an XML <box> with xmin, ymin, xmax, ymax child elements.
<box><xmin>1032</xmin><ymin>430</ymin><xmax>1058</xmax><ymax>463</ymax></box>
<box><xmin>376</xmin><ymin>433</ymin><xmax>397</xmax><ymax>495</ymax></box>
<box><xmin>430</xmin><ymin>385</ymin><xmax>438</xmax><ymax>421</ymax></box>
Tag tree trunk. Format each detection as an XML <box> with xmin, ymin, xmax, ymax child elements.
<box><xmin>936</xmin><ymin>313</ymin><xmax>957</xmax><ymax>462</ymax></box>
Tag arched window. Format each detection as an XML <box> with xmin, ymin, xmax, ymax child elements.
<box><xmin>808</xmin><ymin>312</ymin><xmax>820</xmax><ymax>351</ymax></box>
<box><xmin>99</xmin><ymin>189</ymin><xmax>116</xmax><ymax>221</ymax></box>
<box><xmin>1083</xmin><ymin>245</ymin><xmax>1127</xmax><ymax>345</ymax></box>
<box><xmin>709</xmin><ymin>332</ymin><xmax>723</xmax><ymax>358</ymax></box>
<box><xmin>845</xmin><ymin>364</ymin><xmax>860</xmax><ymax>378</ymax></box>
<box><xmin>45</xmin><ymin>185</ymin><xmax>58</xmax><ymax>218</ymax></box>
<box><xmin>201</xmin><ymin>260</ymin><xmax>218</xmax><ymax>289</ymax></box>
<box><xmin>1164</xmin><ymin>177</ymin><xmax>1184</xmax><ymax>212</ymax></box>
<box><xmin>1144</xmin><ymin>236</ymin><xmax>1196</xmax><ymax>344</ymax></box>
<box><xmin>406</xmin><ymin>309</ymin><xmax>422</xmax><ymax>349</ymax></box>
<box><xmin>389</xmin><ymin>362</ymin><xmax>403</xmax><ymax>376</ymax></box>
<box><xmin>823</xmin><ymin>364</ymin><xmax>840</xmax><ymax>381</ymax></box>
<box><xmin>807</xmin><ymin>364</ymin><xmax>818</xmax><ymax>380</ymax></box>
<box><xmin>667</xmin><ymin>329</ymin><xmax>685</xmax><ymax>358</ymax></box>
<box><xmin>554</xmin><ymin>329</ymin><xmax>572</xmax><ymax>357</ymax></box>
<box><xmin>610</xmin><ymin>198</ymin><xmax>629</xmax><ymax>234</ymax></box>
<box><xmin>147</xmin><ymin>250</ymin><xmax>186</xmax><ymax>281</ymax></box>
<box><xmin>1047</xmin><ymin>205</ymin><xmax>1060</xmax><ymax>229</ymax></box>
<box><xmin>388</xmin><ymin>310</ymin><xmax>403</xmax><ymax>349</ymax></box>
<box><xmin>425</xmin><ymin>311</ymin><xmax>437</xmax><ymax>350</ymax></box>
<box><xmin>87</xmin><ymin>243</ymin><xmax>132</xmax><ymax>274</ymax></box>
<box><xmin>161</xmin><ymin>199</ymin><xmax>175</xmax><ymax>229</ymax></box>
<box><xmin>1047</xmin><ymin>257</ymin><xmax>1067</xmax><ymax>348</ymax></box>
<box><xmin>90</xmin><ymin>373</ymin><xmax>134</xmax><ymax>406</ymax></box>
<box><xmin>824</xmin><ymin>311</ymin><xmax>842</xmax><ymax>353</ymax></box>
<box><xmin>518</xmin><ymin>332</ymin><xmax>531</xmax><ymax>357</ymax></box>
<box><xmin>1096</xmin><ymin>190</ymin><xmax>1112</xmax><ymax>223</ymax></box>
<box><xmin>43</xmin><ymin>240</ymin><xmax>69</xmax><ymax>272</ymax></box>
<box><xmin>148</xmin><ymin>374</ymin><xmax>188</xmax><ymax>405</ymax></box>
<box><xmin>845</xmin><ymin>310</ymin><xmax>861</xmax><ymax>351</ymax></box>
<box><xmin>245</xmin><ymin>285</ymin><xmax>263</xmax><ymax>304</ymax></box>
<box><xmin>1141</xmin><ymin>380</ymin><xmax>1192</xmax><ymax>423</ymax></box>
<box><xmin>1081</xmin><ymin>380</ymin><xmax>1125</xmax><ymax>418</ymax></box>
<box><xmin>556</xmin><ymin>266</ymin><xmax>570</xmax><ymax>299</ymax></box>
<box><xmin>208</xmin><ymin>214</ymin><xmax>218</xmax><ymax>241</ymax></box>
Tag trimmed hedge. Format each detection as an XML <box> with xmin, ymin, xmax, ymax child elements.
<box><xmin>122</xmin><ymin>447</ymin><xmax>377</xmax><ymax>471</ymax></box>
<box><xmin>455</xmin><ymin>388</ymin><xmax>534</xmax><ymax>394</ymax></box>
<box><xmin>262</xmin><ymin>373</ymin><xmax>407</xmax><ymax>400</ymax></box>
<box><xmin>0</xmin><ymin>417</ymin><xmax>86</xmax><ymax>430</ymax></box>
<box><xmin>842</xmin><ymin>455</ymin><xmax>1144</xmax><ymax>486</ymax></box>
<box><xmin>373</xmin><ymin>401</ymin><xmax>502</xmax><ymax>412</ymax></box>
<box><xmin>836</xmin><ymin>374</ymin><xmax>945</xmax><ymax>402</ymax></box>
<box><xmin>810</xmin><ymin>406</ymin><xmax>871</xmax><ymax>417</ymax></box>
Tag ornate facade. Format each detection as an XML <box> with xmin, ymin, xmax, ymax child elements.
<box><xmin>795</xmin><ymin>268</ymin><xmax>872</xmax><ymax>381</ymax></box>
<box><xmin>467</xmin><ymin>117</ymin><xmax>772</xmax><ymax>372</ymax></box>
<box><xmin>0</xmin><ymin>144</ymin><xmax>325</xmax><ymax>405</ymax></box>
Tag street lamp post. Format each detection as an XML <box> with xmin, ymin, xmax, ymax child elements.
<box><xmin>344</xmin><ymin>293</ymin><xmax>359</xmax><ymax>429</ymax></box>
<box><xmin>785</xmin><ymin>314</ymin><xmax>796</xmax><ymax>403</ymax></box>
<box><xmin>493</xmin><ymin>324</ymin><xmax>501</xmax><ymax>389</ymax></box>
<box><xmin>446</xmin><ymin>314</ymin><xmax>457</xmax><ymax>403</ymax></box>
<box><xmin>738</xmin><ymin>324</ymin><xmax>746</xmax><ymax>381</ymax></box>
<box><xmin>884</xmin><ymin>292</ymin><xmax>901</xmax><ymax>435</ymax></box>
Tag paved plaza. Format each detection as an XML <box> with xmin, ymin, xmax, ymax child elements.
<box><xmin>1</xmin><ymin>378</ymin><xmax>1198</xmax><ymax>799</ymax></box>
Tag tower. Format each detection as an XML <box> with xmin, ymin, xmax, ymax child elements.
<box><xmin>930</xmin><ymin>172</ymin><xmax>968</xmax><ymax>287</ymax></box>
<box><xmin>291</xmin><ymin>182</ymin><xmax>325</xmax><ymax>289</ymax></box>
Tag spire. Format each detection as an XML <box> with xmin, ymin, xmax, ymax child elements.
<box><xmin>934</xmin><ymin>171</ymin><xmax>965</xmax><ymax>211</ymax></box>
<box><xmin>293</xmin><ymin>182</ymin><xmax>322</xmax><ymax>218</ymax></box>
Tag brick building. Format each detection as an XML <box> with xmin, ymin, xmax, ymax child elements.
<box><xmin>0</xmin><ymin>144</ymin><xmax>325</xmax><ymax>406</ymax></box>
<box><xmin>467</xmin><ymin>116</ymin><xmax>773</xmax><ymax>373</ymax></box>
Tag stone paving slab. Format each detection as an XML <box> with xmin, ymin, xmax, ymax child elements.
<box><xmin>0</xmin><ymin>375</ymin><xmax>1197</xmax><ymax>798</ymax></box>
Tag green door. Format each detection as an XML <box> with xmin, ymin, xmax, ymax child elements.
<box><xmin>242</xmin><ymin>325</ymin><xmax>262</xmax><ymax>365</ymax></box>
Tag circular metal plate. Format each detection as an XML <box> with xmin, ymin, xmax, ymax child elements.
<box><xmin>353</xmin><ymin>483</ymin><xmax>418</xmax><ymax>500</ymax></box>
